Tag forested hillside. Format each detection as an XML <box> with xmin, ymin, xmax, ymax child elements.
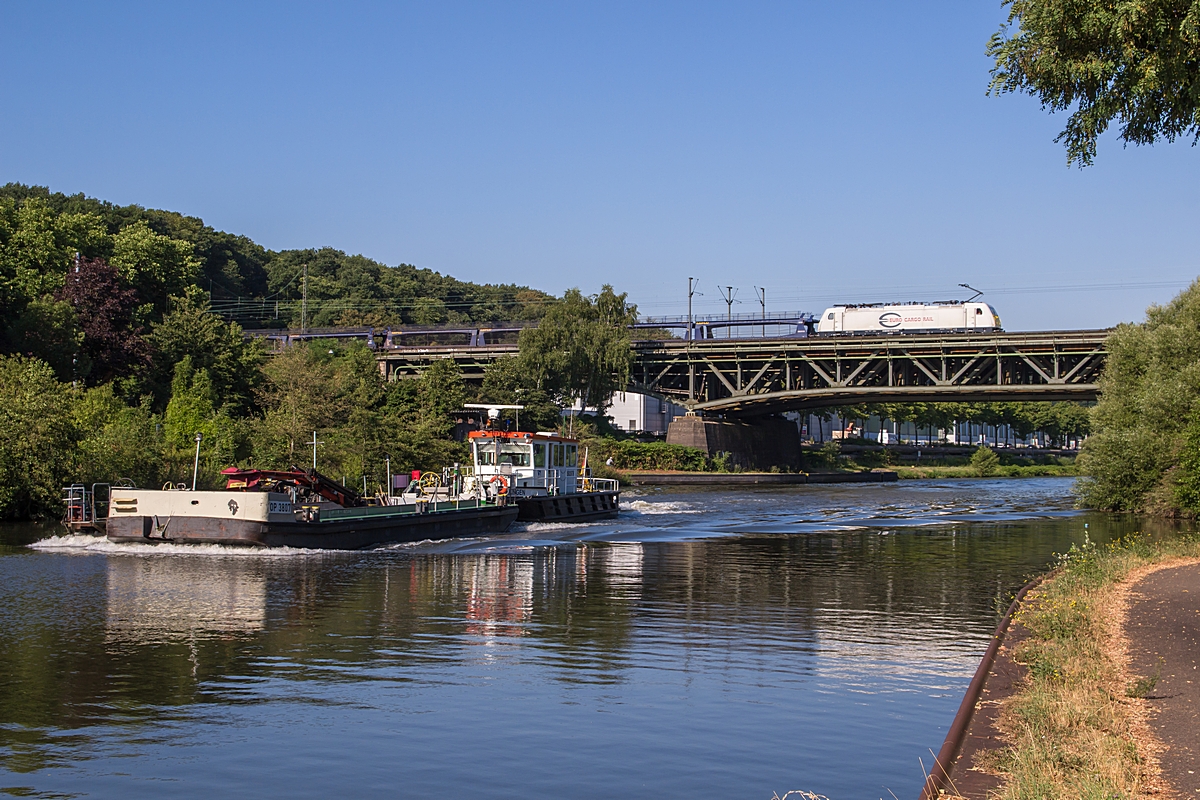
<box><xmin>0</xmin><ymin>183</ymin><xmax>553</xmax><ymax>341</ymax></box>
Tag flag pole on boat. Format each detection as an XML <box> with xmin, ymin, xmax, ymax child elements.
<box><xmin>192</xmin><ymin>433</ymin><xmax>203</xmax><ymax>491</ymax></box>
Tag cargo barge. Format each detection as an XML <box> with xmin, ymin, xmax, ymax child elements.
<box><xmin>74</xmin><ymin>466</ymin><xmax>518</xmax><ymax>549</ymax></box>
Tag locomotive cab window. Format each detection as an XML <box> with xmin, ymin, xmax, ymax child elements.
<box><xmin>826</xmin><ymin>313</ymin><xmax>834</xmax><ymax>320</ymax></box>
<box><xmin>976</xmin><ymin>308</ymin><xmax>983</xmax><ymax>314</ymax></box>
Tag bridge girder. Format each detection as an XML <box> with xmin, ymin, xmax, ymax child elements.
<box><xmin>373</xmin><ymin>329</ymin><xmax>1110</xmax><ymax>416</ymax></box>
<box><xmin>631</xmin><ymin>330</ymin><xmax>1109</xmax><ymax>417</ymax></box>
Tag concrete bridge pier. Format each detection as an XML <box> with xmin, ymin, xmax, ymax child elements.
<box><xmin>666</xmin><ymin>414</ymin><xmax>801</xmax><ymax>471</ymax></box>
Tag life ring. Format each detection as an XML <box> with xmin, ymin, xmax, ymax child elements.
<box><xmin>488</xmin><ymin>474</ymin><xmax>509</xmax><ymax>496</ymax></box>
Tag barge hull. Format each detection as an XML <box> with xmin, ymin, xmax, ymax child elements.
<box><xmin>514</xmin><ymin>491</ymin><xmax>619</xmax><ymax>523</ymax></box>
<box><xmin>106</xmin><ymin>505</ymin><xmax>519</xmax><ymax>549</ymax></box>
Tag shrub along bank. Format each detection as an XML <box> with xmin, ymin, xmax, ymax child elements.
<box><xmin>1077</xmin><ymin>279</ymin><xmax>1200</xmax><ymax>516</ymax></box>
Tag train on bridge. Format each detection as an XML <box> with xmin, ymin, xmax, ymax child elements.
<box><xmin>244</xmin><ymin>301</ymin><xmax>1004</xmax><ymax>352</ymax></box>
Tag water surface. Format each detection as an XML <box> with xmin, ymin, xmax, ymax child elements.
<box><xmin>0</xmin><ymin>479</ymin><xmax>1165</xmax><ymax>798</ymax></box>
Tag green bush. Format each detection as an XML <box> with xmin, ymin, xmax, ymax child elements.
<box><xmin>588</xmin><ymin>439</ymin><xmax>709</xmax><ymax>471</ymax></box>
<box><xmin>971</xmin><ymin>445</ymin><xmax>1000</xmax><ymax>477</ymax></box>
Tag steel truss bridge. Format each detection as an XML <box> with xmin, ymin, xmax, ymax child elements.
<box><xmin>375</xmin><ymin>329</ymin><xmax>1109</xmax><ymax>416</ymax></box>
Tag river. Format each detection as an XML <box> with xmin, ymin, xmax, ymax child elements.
<box><xmin>0</xmin><ymin>478</ymin><xmax>1165</xmax><ymax>799</ymax></box>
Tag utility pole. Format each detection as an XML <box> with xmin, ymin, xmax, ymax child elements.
<box><xmin>754</xmin><ymin>286</ymin><xmax>766</xmax><ymax>336</ymax></box>
<box><xmin>686</xmin><ymin>277</ymin><xmax>702</xmax><ymax>401</ymax></box>
<box><xmin>718</xmin><ymin>286</ymin><xmax>738</xmax><ymax>339</ymax></box>
<box><xmin>687</xmin><ymin>277</ymin><xmax>698</xmax><ymax>342</ymax></box>
<box><xmin>310</xmin><ymin>430</ymin><xmax>323</xmax><ymax>470</ymax></box>
<box><xmin>301</xmin><ymin>263</ymin><xmax>308</xmax><ymax>334</ymax></box>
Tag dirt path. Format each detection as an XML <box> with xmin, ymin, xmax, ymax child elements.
<box><xmin>1126</xmin><ymin>563</ymin><xmax>1200</xmax><ymax>797</ymax></box>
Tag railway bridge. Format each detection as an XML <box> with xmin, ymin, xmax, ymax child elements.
<box><xmin>375</xmin><ymin>329</ymin><xmax>1109</xmax><ymax>417</ymax></box>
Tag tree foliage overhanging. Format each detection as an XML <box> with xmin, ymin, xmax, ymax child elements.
<box><xmin>988</xmin><ymin>0</ymin><xmax>1200</xmax><ymax>166</ymax></box>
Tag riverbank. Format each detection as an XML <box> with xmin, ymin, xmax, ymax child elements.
<box><xmin>890</xmin><ymin>464</ymin><xmax>1077</xmax><ymax>479</ymax></box>
<box><xmin>610</xmin><ymin>465</ymin><xmax>1073</xmax><ymax>485</ymax></box>
<box><xmin>621</xmin><ymin>470</ymin><xmax>897</xmax><ymax>486</ymax></box>
<box><xmin>931</xmin><ymin>533</ymin><xmax>1200</xmax><ymax>799</ymax></box>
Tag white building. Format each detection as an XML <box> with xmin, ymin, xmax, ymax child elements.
<box><xmin>566</xmin><ymin>392</ymin><xmax>688</xmax><ymax>435</ymax></box>
<box><xmin>606</xmin><ymin>392</ymin><xmax>688</xmax><ymax>435</ymax></box>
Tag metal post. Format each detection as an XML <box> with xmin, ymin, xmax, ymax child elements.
<box><xmin>302</xmin><ymin>263</ymin><xmax>308</xmax><ymax>334</ymax></box>
<box><xmin>687</xmin><ymin>277</ymin><xmax>695</xmax><ymax>342</ymax></box>
<box><xmin>310</xmin><ymin>431</ymin><xmax>323</xmax><ymax>469</ymax></box>
<box><xmin>386</xmin><ymin>456</ymin><xmax>391</xmax><ymax>498</ymax></box>
<box><xmin>192</xmin><ymin>433</ymin><xmax>203</xmax><ymax>491</ymax></box>
<box><xmin>755</xmin><ymin>286</ymin><xmax>766</xmax><ymax>337</ymax></box>
<box><xmin>719</xmin><ymin>286</ymin><xmax>738</xmax><ymax>339</ymax></box>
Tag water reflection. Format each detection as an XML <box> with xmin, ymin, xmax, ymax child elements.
<box><xmin>0</xmin><ymin>479</ymin><xmax>1190</xmax><ymax>799</ymax></box>
<box><xmin>105</xmin><ymin>557</ymin><xmax>267</xmax><ymax>643</ymax></box>
<box><xmin>463</xmin><ymin>556</ymin><xmax>533</xmax><ymax>636</ymax></box>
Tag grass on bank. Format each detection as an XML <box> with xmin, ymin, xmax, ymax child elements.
<box><xmin>974</xmin><ymin>533</ymin><xmax>1200</xmax><ymax>799</ymax></box>
<box><xmin>891</xmin><ymin>463</ymin><xmax>1078</xmax><ymax>479</ymax></box>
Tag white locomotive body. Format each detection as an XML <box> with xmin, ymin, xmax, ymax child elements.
<box><xmin>815</xmin><ymin>302</ymin><xmax>1002</xmax><ymax>335</ymax></box>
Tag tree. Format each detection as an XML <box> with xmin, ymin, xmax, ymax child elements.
<box><xmin>988</xmin><ymin>0</ymin><xmax>1200</xmax><ymax>166</ymax></box>
<box><xmin>477</xmin><ymin>356</ymin><xmax>564</xmax><ymax>432</ymax></box>
<box><xmin>147</xmin><ymin>290</ymin><xmax>263</xmax><ymax>413</ymax></box>
<box><xmin>74</xmin><ymin>384</ymin><xmax>165</xmax><ymax>489</ymax></box>
<box><xmin>255</xmin><ymin>345</ymin><xmax>345</xmax><ymax>468</ymax></box>
<box><xmin>3</xmin><ymin>295</ymin><xmax>88</xmax><ymax>382</ymax></box>
<box><xmin>163</xmin><ymin>356</ymin><xmax>241</xmax><ymax>486</ymax></box>
<box><xmin>109</xmin><ymin>220</ymin><xmax>198</xmax><ymax>312</ymax></box>
<box><xmin>0</xmin><ymin>356</ymin><xmax>78</xmax><ymax>519</ymax></box>
<box><xmin>56</xmin><ymin>256</ymin><xmax>148</xmax><ymax>384</ymax></box>
<box><xmin>517</xmin><ymin>286</ymin><xmax>637</xmax><ymax>413</ymax></box>
<box><xmin>1077</xmin><ymin>279</ymin><xmax>1200</xmax><ymax>513</ymax></box>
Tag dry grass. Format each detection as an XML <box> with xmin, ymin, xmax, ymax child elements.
<box><xmin>979</xmin><ymin>533</ymin><xmax>1200</xmax><ymax>799</ymax></box>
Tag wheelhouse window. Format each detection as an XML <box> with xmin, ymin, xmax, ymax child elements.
<box><xmin>566</xmin><ymin>445</ymin><xmax>578</xmax><ymax>467</ymax></box>
<box><xmin>498</xmin><ymin>443</ymin><xmax>531</xmax><ymax>467</ymax></box>
<box><xmin>533</xmin><ymin>443</ymin><xmax>546</xmax><ymax>468</ymax></box>
<box><xmin>552</xmin><ymin>444</ymin><xmax>564</xmax><ymax>467</ymax></box>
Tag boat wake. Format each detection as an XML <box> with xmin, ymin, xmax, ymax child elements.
<box><xmin>29</xmin><ymin>533</ymin><xmax>333</xmax><ymax>557</ymax></box>
<box><xmin>623</xmin><ymin>500</ymin><xmax>703</xmax><ymax>516</ymax></box>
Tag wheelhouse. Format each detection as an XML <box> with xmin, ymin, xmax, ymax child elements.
<box><xmin>468</xmin><ymin>431</ymin><xmax>580</xmax><ymax>496</ymax></box>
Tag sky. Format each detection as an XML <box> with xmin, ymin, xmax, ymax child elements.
<box><xmin>2</xmin><ymin>1</ymin><xmax>1197</xmax><ymax>331</ymax></box>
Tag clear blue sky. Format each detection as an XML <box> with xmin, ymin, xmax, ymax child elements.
<box><xmin>3</xmin><ymin>2</ymin><xmax>1196</xmax><ymax>330</ymax></box>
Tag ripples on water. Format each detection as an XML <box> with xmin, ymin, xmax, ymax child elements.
<box><xmin>0</xmin><ymin>479</ymin><xmax>1168</xmax><ymax>798</ymax></box>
